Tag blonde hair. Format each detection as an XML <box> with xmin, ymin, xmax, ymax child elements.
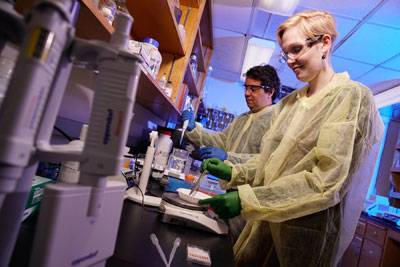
<box><xmin>276</xmin><ymin>10</ymin><xmax>338</xmax><ymax>44</ymax></box>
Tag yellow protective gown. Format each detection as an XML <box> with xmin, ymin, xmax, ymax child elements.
<box><xmin>185</xmin><ymin>105</ymin><xmax>274</xmax><ymax>164</ymax></box>
<box><xmin>227</xmin><ymin>73</ymin><xmax>384</xmax><ymax>267</ymax></box>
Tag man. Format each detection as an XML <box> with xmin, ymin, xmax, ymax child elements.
<box><xmin>182</xmin><ymin>64</ymin><xmax>280</xmax><ymax>165</ymax></box>
<box><xmin>182</xmin><ymin>64</ymin><xmax>280</xmax><ymax>242</ymax></box>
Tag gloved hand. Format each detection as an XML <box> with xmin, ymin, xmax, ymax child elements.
<box><xmin>199</xmin><ymin>191</ymin><xmax>241</xmax><ymax>219</ymax></box>
<box><xmin>198</xmin><ymin>147</ymin><xmax>227</xmax><ymax>161</ymax></box>
<box><xmin>201</xmin><ymin>158</ymin><xmax>232</xmax><ymax>181</ymax></box>
<box><xmin>181</xmin><ymin>110</ymin><xmax>196</xmax><ymax>131</ymax></box>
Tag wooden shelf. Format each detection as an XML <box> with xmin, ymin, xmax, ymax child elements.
<box><xmin>126</xmin><ymin>0</ymin><xmax>185</xmax><ymax>56</ymax></box>
<box><xmin>199</xmin><ymin>0</ymin><xmax>213</xmax><ymax>48</ymax></box>
<box><xmin>391</xmin><ymin>167</ymin><xmax>400</xmax><ymax>174</ymax></box>
<box><xmin>193</xmin><ymin>30</ymin><xmax>206</xmax><ymax>72</ymax></box>
<box><xmin>181</xmin><ymin>0</ymin><xmax>200</xmax><ymax>8</ymax></box>
<box><xmin>76</xmin><ymin>0</ymin><xmax>114</xmax><ymax>40</ymax></box>
<box><xmin>184</xmin><ymin>65</ymin><xmax>199</xmax><ymax>97</ymax></box>
<box><xmin>16</xmin><ymin>0</ymin><xmax>114</xmax><ymax>41</ymax></box>
<box><xmin>136</xmin><ymin>67</ymin><xmax>180</xmax><ymax>122</ymax></box>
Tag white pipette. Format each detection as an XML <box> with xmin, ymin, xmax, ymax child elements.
<box><xmin>167</xmin><ymin>237</ymin><xmax>181</xmax><ymax>267</ymax></box>
<box><xmin>150</xmin><ymin>233</ymin><xmax>168</xmax><ymax>267</ymax></box>
<box><xmin>180</xmin><ymin>96</ymin><xmax>193</xmax><ymax>146</ymax></box>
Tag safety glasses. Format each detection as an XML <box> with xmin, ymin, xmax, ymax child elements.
<box><xmin>280</xmin><ymin>35</ymin><xmax>324</xmax><ymax>63</ymax></box>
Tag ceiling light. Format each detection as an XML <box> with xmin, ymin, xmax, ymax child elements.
<box><xmin>241</xmin><ymin>37</ymin><xmax>275</xmax><ymax>81</ymax></box>
<box><xmin>256</xmin><ymin>0</ymin><xmax>299</xmax><ymax>17</ymax></box>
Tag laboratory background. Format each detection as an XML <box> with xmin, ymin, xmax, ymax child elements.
<box><xmin>0</xmin><ymin>0</ymin><xmax>399</xmax><ymax>267</ymax></box>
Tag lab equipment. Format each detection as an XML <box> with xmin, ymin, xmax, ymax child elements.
<box><xmin>168</xmin><ymin>237</ymin><xmax>181</xmax><ymax>267</ymax></box>
<box><xmin>142</xmin><ymin>37</ymin><xmax>162</xmax><ymax>78</ymax></box>
<box><xmin>150</xmin><ymin>233</ymin><xmax>169</xmax><ymax>267</ymax></box>
<box><xmin>189</xmin><ymin>170</ymin><xmax>208</xmax><ymax>196</ymax></box>
<box><xmin>0</xmin><ymin>0</ymin><xmax>24</xmax><ymax>106</ymax></box>
<box><xmin>160</xmin><ymin>192</ymin><xmax>228</xmax><ymax>235</ymax></box>
<box><xmin>187</xmin><ymin>244</ymin><xmax>211</xmax><ymax>266</ymax></box>
<box><xmin>99</xmin><ymin>0</ymin><xmax>116</xmax><ymax>24</ymax></box>
<box><xmin>177</xmin><ymin>187</ymin><xmax>210</xmax><ymax>204</ymax></box>
<box><xmin>230</xmin><ymin>73</ymin><xmax>384</xmax><ymax>266</ymax></box>
<box><xmin>58</xmin><ymin>124</ymin><xmax>88</xmax><ymax>183</ymax></box>
<box><xmin>164</xmin><ymin>80</ymin><xmax>173</xmax><ymax>98</ymax></box>
<box><xmin>185</xmin><ymin>105</ymin><xmax>274</xmax><ymax>165</ymax></box>
<box><xmin>114</xmin><ymin>0</ymin><xmax>128</xmax><ymax>13</ymax></box>
<box><xmin>126</xmin><ymin>131</ymin><xmax>162</xmax><ymax>207</ymax></box>
<box><xmin>167</xmin><ymin>148</ymin><xmax>189</xmax><ymax>174</ymax></box>
<box><xmin>189</xmin><ymin>53</ymin><xmax>198</xmax><ymax>81</ymax></box>
<box><xmin>159</xmin><ymin>72</ymin><xmax>167</xmax><ymax>90</ymax></box>
<box><xmin>153</xmin><ymin>129</ymin><xmax>173</xmax><ymax>171</ymax></box>
<box><xmin>0</xmin><ymin>2</ymin><xmax>141</xmax><ymax>266</ymax></box>
<box><xmin>180</xmin><ymin>96</ymin><xmax>193</xmax><ymax>145</ymax></box>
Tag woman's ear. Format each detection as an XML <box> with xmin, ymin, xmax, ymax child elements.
<box><xmin>321</xmin><ymin>34</ymin><xmax>332</xmax><ymax>56</ymax></box>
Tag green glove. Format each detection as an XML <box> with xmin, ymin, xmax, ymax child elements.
<box><xmin>201</xmin><ymin>158</ymin><xmax>232</xmax><ymax>181</ymax></box>
<box><xmin>199</xmin><ymin>191</ymin><xmax>241</xmax><ymax>219</ymax></box>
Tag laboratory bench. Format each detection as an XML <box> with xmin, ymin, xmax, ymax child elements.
<box><xmin>10</xmin><ymin>180</ymin><xmax>235</xmax><ymax>267</ymax></box>
<box><xmin>107</xmin><ymin>200</ymin><xmax>235</xmax><ymax>267</ymax></box>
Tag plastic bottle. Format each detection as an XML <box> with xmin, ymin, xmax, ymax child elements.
<box><xmin>58</xmin><ymin>124</ymin><xmax>88</xmax><ymax>183</ymax></box>
<box><xmin>164</xmin><ymin>81</ymin><xmax>173</xmax><ymax>98</ymax></box>
<box><xmin>159</xmin><ymin>73</ymin><xmax>167</xmax><ymax>90</ymax></box>
<box><xmin>142</xmin><ymin>37</ymin><xmax>162</xmax><ymax>78</ymax></box>
<box><xmin>114</xmin><ymin>0</ymin><xmax>128</xmax><ymax>14</ymax></box>
<box><xmin>190</xmin><ymin>54</ymin><xmax>198</xmax><ymax>81</ymax></box>
<box><xmin>153</xmin><ymin>130</ymin><xmax>173</xmax><ymax>171</ymax></box>
<box><xmin>99</xmin><ymin>0</ymin><xmax>116</xmax><ymax>24</ymax></box>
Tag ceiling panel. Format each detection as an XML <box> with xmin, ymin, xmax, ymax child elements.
<box><xmin>333</xmin><ymin>15</ymin><xmax>360</xmax><ymax>43</ymax></box>
<box><xmin>211</xmin><ymin>28</ymin><xmax>246</xmax><ymax>73</ymax></box>
<box><xmin>209</xmin><ymin>67</ymin><xmax>241</xmax><ymax>83</ymax></box>
<box><xmin>334</xmin><ymin>23</ymin><xmax>400</xmax><ymax>65</ymax></box>
<box><xmin>382</xmin><ymin>53</ymin><xmax>400</xmax><ymax>71</ymax></box>
<box><xmin>263</xmin><ymin>14</ymin><xmax>287</xmax><ymax>41</ymax></box>
<box><xmin>213</xmin><ymin>2</ymin><xmax>253</xmax><ymax>34</ymax></box>
<box><xmin>249</xmin><ymin>9</ymin><xmax>271</xmax><ymax>38</ymax></box>
<box><xmin>332</xmin><ymin>56</ymin><xmax>375</xmax><ymax>80</ymax></box>
<box><xmin>367</xmin><ymin>0</ymin><xmax>400</xmax><ymax>29</ymax></box>
<box><xmin>299</xmin><ymin>0</ymin><xmax>381</xmax><ymax>20</ymax></box>
<box><xmin>358</xmin><ymin>67</ymin><xmax>400</xmax><ymax>86</ymax></box>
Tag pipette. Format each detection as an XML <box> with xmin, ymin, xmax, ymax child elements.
<box><xmin>167</xmin><ymin>237</ymin><xmax>181</xmax><ymax>267</ymax></box>
<box><xmin>189</xmin><ymin>170</ymin><xmax>208</xmax><ymax>196</ymax></box>
<box><xmin>150</xmin><ymin>233</ymin><xmax>169</xmax><ymax>267</ymax></box>
<box><xmin>180</xmin><ymin>96</ymin><xmax>193</xmax><ymax>146</ymax></box>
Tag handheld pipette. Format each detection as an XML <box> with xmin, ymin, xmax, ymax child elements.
<box><xmin>180</xmin><ymin>96</ymin><xmax>193</xmax><ymax>146</ymax></box>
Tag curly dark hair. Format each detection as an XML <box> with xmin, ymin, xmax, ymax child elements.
<box><xmin>245</xmin><ymin>65</ymin><xmax>281</xmax><ymax>101</ymax></box>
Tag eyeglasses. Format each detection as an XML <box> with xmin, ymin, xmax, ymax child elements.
<box><xmin>243</xmin><ymin>84</ymin><xmax>272</xmax><ymax>93</ymax></box>
<box><xmin>279</xmin><ymin>35</ymin><xmax>324</xmax><ymax>63</ymax></box>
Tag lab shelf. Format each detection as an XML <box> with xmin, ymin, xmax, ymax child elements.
<box><xmin>126</xmin><ymin>0</ymin><xmax>185</xmax><ymax>56</ymax></box>
<box><xmin>137</xmin><ymin>67</ymin><xmax>180</xmax><ymax>122</ymax></box>
<box><xmin>193</xmin><ymin>30</ymin><xmax>206</xmax><ymax>73</ymax></box>
<box><xmin>16</xmin><ymin>0</ymin><xmax>114</xmax><ymax>41</ymax></box>
<box><xmin>184</xmin><ymin>65</ymin><xmax>200</xmax><ymax>97</ymax></box>
<box><xmin>199</xmin><ymin>0</ymin><xmax>213</xmax><ymax>48</ymax></box>
<box><xmin>181</xmin><ymin>0</ymin><xmax>200</xmax><ymax>8</ymax></box>
<box><xmin>391</xmin><ymin>168</ymin><xmax>400</xmax><ymax>174</ymax></box>
<box><xmin>76</xmin><ymin>0</ymin><xmax>114</xmax><ymax>40</ymax></box>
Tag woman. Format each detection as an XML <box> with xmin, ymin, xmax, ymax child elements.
<box><xmin>200</xmin><ymin>10</ymin><xmax>384</xmax><ymax>266</ymax></box>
